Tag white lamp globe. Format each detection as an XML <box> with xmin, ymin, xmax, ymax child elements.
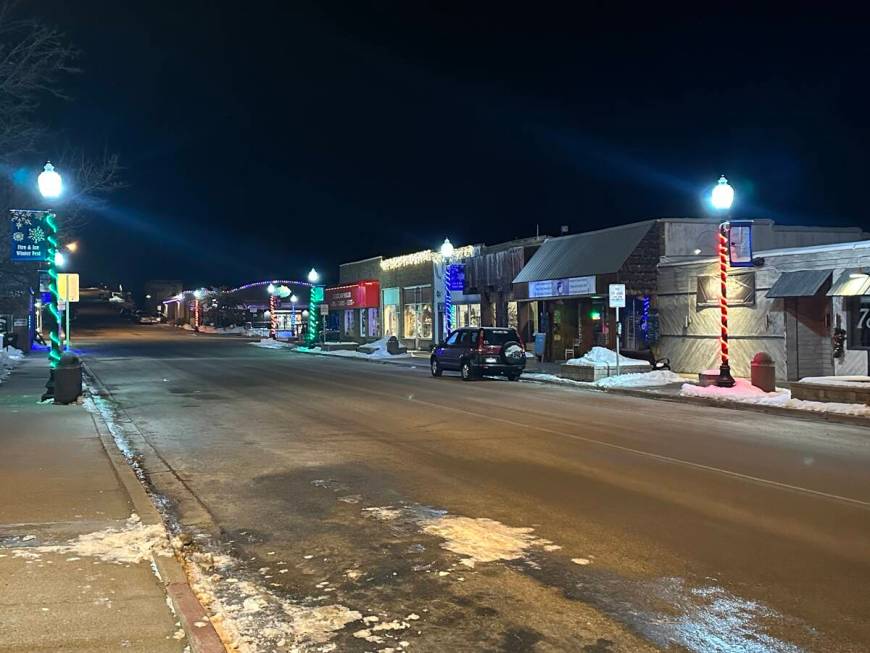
<box><xmin>440</xmin><ymin>238</ymin><xmax>455</xmax><ymax>258</ymax></box>
<box><xmin>290</xmin><ymin>294</ymin><xmax>298</xmax><ymax>304</ymax></box>
<box><xmin>302</xmin><ymin>309</ymin><xmax>310</xmax><ymax>318</ymax></box>
<box><xmin>711</xmin><ymin>175</ymin><xmax>734</xmax><ymax>210</ymax></box>
<box><xmin>194</xmin><ymin>289</ymin><xmax>205</xmax><ymax>300</ymax></box>
<box><xmin>38</xmin><ymin>162</ymin><xmax>62</xmax><ymax>199</ymax></box>
<box><xmin>54</xmin><ymin>251</ymin><xmax>66</xmax><ymax>267</ymax></box>
<box><xmin>267</xmin><ymin>283</ymin><xmax>276</xmax><ymax>294</ymax></box>
<box><xmin>307</xmin><ymin>268</ymin><xmax>319</xmax><ymax>283</ymax></box>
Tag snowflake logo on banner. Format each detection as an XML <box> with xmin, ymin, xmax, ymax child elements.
<box><xmin>11</xmin><ymin>213</ymin><xmax>32</xmax><ymax>229</ymax></box>
<box><xmin>12</xmin><ymin>231</ymin><xmax>24</xmax><ymax>242</ymax></box>
<box><xmin>28</xmin><ymin>225</ymin><xmax>45</xmax><ymax>243</ymax></box>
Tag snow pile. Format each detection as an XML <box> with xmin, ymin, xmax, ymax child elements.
<box><xmin>295</xmin><ymin>342</ymin><xmax>411</xmax><ymax>360</ymax></box>
<box><xmin>182</xmin><ymin>323</ymin><xmax>195</xmax><ymax>331</ymax></box>
<box><xmin>596</xmin><ymin>370</ymin><xmax>684</xmax><ymax>388</ymax></box>
<box><xmin>362</xmin><ymin>336</ymin><xmax>409</xmax><ymax>359</ymax></box>
<box><xmin>250</xmin><ymin>338</ymin><xmax>295</xmax><ymax>350</ymax></box>
<box><xmin>565</xmin><ymin>346</ymin><xmax>649</xmax><ymax>368</ymax></box>
<box><xmin>522</xmin><ymin>372</ymin><xmax>592</xmax><ymax>387</ymax></box>
<box><xmin>199</xmin><ymin>325</ymin><xmax>246</xmax><ymax>335</ymax></box>
<box><xmin>0</xmin><ymin>345</ymin><xmax>25</xmax><ymax>383</ymax></box>
<box><xmin>798</xmin><ymin>375</ymin><xmax>870</xmax><ymax>388</ymax></box>
<box><xmin>681</xmin><ymin>379</ymin><xmax>870</xmax><ymax>417</ymax></box>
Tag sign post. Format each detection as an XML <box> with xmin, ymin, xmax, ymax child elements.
<box><xmin>609</xmin><ymin>284</ymin><xmax>626</xmax><ymax>376</ymax></box>
<box><xmin>57</xmin><ymin>273</ymin><xmax>79</xmax><ymax>351</ymax></box>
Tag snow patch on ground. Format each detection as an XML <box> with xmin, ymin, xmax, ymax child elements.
<box><xmin>251</xmin><ymin>338</ymin><xmax>296</xmax><ymax>350</ymax></box>
<box><xmin>184</xmin><ymin>548</ymin><xmax>362</xmax><ymax>652</ymax></box>
<box><xmin>9</xmin><ymin>514</ymin><xmax>170</xmax><ymax>565</ymax></box>
<box><xmin>681</xmin><ymin>379</ymin><xmax>870</xmax><ymax>417</ymax></box>
<box><xmin>522</xmin><ymin>372</ymin><xmax>594</xmax><ymax>387</ymax></box>
<box><xmin>297</xmin><ymin>344</ymin><xmax>411</xmax><ymax>360</ymax></box>
<box><xmin>421</xmin><ymin>516</ymin><xmax>554</xmax><ymax>568</ymax></box>
<box><xmin>565</xmin><ymin>346</ymin><xmax>649</xmax><ymax>368</ymax></box>
<box><xmin>595</xmin><ymin>370</ymin><xmax>685</xmax><ymax>388</ymax></box>
<box><xmin>0</xmin><ymin>345</ymin><xmax>24</xmax><ymax>383</ymax></box>
<box><xmin>798</xmin><ymin>375</ymin><xmax>870</xmax><ymax>388</ymax></box>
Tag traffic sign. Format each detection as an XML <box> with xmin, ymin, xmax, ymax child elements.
<box><xmin>57</xmin><ymin>273</ymin><xmax>80</xmax><ymax>302</ymax></box>
<box><xmin>609</xmin><ymin>283</ymin><xmax>626</xmax><ymax>308</ymax></box>
<box><xmin>319</xmin><ymin>304</ymin><xmax>329</xmax><ymax>316</ymax></box>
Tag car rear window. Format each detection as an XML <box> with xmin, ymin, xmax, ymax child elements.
<box><xmin>482</xmin><ymin>329</ymin><xmax>519</xmax><ymax>345</ymax></box>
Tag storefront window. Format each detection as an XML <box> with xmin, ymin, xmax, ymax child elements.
<box><xmin>384</xmin><ymin>304</ymin><xmax>398</xmax><ymax>336</ymax></box>
<box><xmin>403</xmin><ymin>304</ymin><xmax>417</xmax><ymax>338</ymax></box>
<box><xmin>508</xmin><ymin>301</ymin><xmax>518</xmax><ymax>329</ymax></box>
<box><xmin>344</xmin><ymin>310</ymin><xmax>354</xmax><ymax>337</ymax></box>
<box><xmin>421</xmin><ymin>304</ymin><xmax>433</xmax><ymax>339</ymax></box>
<box><xmin>452</xmin><ymin>304</ymin><xmax>481</xmax><ymax>328</ymax></box>
<box><xmin>367</xmin><ymin>308</ymin><xmax>380</xmax><ymax>337</ymax></box>
<box><xmin>359</xmin><ymin>309</ymin><xmax>367</xmax><ymax>339</ymax></box>
<box><xmin>849</xmin><ymin>297</ymin><xmax>870</xmax><ymax>350</ymax></box>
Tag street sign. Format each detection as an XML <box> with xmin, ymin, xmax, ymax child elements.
<box><xmin>58</xmin><ymin>300</ymin><xmax>66</xmax><ymax>311</ymax></box>
<box><xmin>57</xmin><ymin>273</ymin><xmax>80</xmax><ymax>302</ymax></box>
<box><xmin>319</xmin><ymin>304</ymin><xmax>329</xmax><ymax>316</ymax></box>
<box><xmin>9</xmin><ymin>210</ymin><xmax>49</xmax><ymax>262</ymax></box>
<box><xmin>609</xmin><ymin>283</ymin><xmax>626</xmax><ymax>308</ymax></box>
<box><xmin>728</xmin><ymin>221</ymin><xmax>754</xmax><ymax>267</ymax></box>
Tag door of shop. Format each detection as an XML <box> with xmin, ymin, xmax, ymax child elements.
<box><xmin>785</xmin><ymin>297</ymin><xmax>832</xmax><ymax>381</ymax></box>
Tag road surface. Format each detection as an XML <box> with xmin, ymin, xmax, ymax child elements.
<box><xmin>74</xmin><ymin>306</ymin><xmax>870</xmax><ymax>652</ymax></box>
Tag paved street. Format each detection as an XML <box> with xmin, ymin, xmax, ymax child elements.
<box><xmin>75</xmin><ymin>307</ymin><xmax>870</xmax><ymax>652</ymax></box>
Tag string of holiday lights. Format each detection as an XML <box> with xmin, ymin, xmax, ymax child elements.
<box><xmin>379</xmin><ymin>245</ymin><xmax>475</xmax><ymax>271</ymax></box>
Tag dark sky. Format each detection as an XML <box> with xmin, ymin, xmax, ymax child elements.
<box><xmin>33</xmin><ymin>2</ymin><xmax>869</xmax><ymax>290</ymax></box>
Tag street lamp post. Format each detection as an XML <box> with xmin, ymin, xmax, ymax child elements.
<box><xmin>440</xmin><ymin>238</ymin><xmax>455</xmax><ymax>340</ymax></box>
<box><xmin>306</xmin><ymin>269</ymin><xmax>323</xmax><ymax>346</ymax></box>
<box><xmin>38</xmin><ymin>162</ymin><xmax>63</xmax><ymax>399</ymax></box>
<box><xmin>193</xmin><ymin>289</ymin><xmax>205</xmax><ymax>332</ymax></box>
<box><xmin>290</xmin><ymin>294</ymin><xmax>298</xmax><ymax>338</ymax></box>
<box><xmin>711</xmin><ymin>175</ymin><xmax>736</xmax><ymax>388</ymax></box>
<box><xmin>267</xmin><ymin>283</ymin><xmax>278</xmax><ymax>339</ymax></box>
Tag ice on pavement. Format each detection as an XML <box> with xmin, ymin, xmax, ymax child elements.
<box><xmin>681</xmin><ymin>378</ymin><xmax>870</xmax><ymax>417</ymax></box>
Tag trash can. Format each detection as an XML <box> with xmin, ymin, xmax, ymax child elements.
<box><xmin>750</xmin><ymin>352</ymin><xmax>776</xmax><ymax>392</ymax></box>
<box><xmin>54</xmin><ymin>353</ymin><xmax>82</xmax><ymax>404</ymax></box>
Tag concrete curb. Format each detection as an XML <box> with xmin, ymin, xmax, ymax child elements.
<box><xmin>82</xmin><ymin>362</ymin><xmax>227</xmax><ymax>653</ymax></box>
<box><xmin>284</xmin><ymin>347</ymin><xmax>870</xmax><ymax>428</ymax></box>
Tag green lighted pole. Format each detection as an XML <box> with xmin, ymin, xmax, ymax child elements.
<box><xmin>45</xmin><ymin>212</ymin><xmax>63</xmax><ymax>368</ymax></box>
<box><xmin>305</xmin><ymin>268</ymin><xmax>322</xmax><ymax>346</ymax></box>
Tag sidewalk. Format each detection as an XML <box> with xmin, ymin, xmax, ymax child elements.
<box><xmin>0</xmin><ymin>356</ymin><xmax>222</xmax><ymax>652</ymax></box>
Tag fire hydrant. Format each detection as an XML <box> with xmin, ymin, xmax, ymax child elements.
<box><xmin>750</xmin><ymin>352</ymin><xmax>776</xmax><ymax>392</ymax></box>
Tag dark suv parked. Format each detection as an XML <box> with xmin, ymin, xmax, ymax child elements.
<box><xmin>430</xmin><ymin>327</ymin><xmax>526</xmax><ymax>381</ymax></box>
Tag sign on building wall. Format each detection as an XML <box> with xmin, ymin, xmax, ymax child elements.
<box><xmin>848</xmin><ymin>297</ymin><xmax>870</xmax><ymax>350</ymax></box>
<box><xmin>728</xmin><ymin>221</ymin><xmax>754</xmax><ymax>267</ymax></box>
<box><xmin>447</xmin><ymin>263</ymin><xmax>465</xmax><ymax>291</ymax></box>
<box><xmin>529</xmin><ymin>275</ymin><xmax>596</xmax><ymax>299</ymax></box>
<box><xmin>9</xmin><ymin>210</ymin><xmax>49</xmax><ymax>262</ymax></box>
<box><xmin>697</xmin><ymin>271</ymin><xmax>756</xmax><ymax>309</ymax></box>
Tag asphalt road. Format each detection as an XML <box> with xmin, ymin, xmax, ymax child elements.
<box><xmin>74</xmin><ymin>306</ymin><xmax>870</xmax><ymax>652</ymax></box>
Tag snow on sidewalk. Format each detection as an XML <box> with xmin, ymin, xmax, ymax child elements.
<box><xmin>0</xmin><ymin>345</ymin><xmax>25</xmax><ymax>384</ymax></box>
<box><xmin>522</xmin><ymin>369</ymin><xmax>683</xmax><ymax>389</ymax></box>
<box><xmin>681</xmin><ymin>378</ymin><xmax>870</xmax><ymax>417</ymax></box>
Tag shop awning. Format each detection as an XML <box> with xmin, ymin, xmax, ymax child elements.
<box><xmin>766</xmin><ymin>269</ymin><xmax>832</xmax><ymax>298</ymax></box>
<box><xmin>513</xmin><ymin>221</ymin><xmax>655</xmax><ymax>283</ymax></box>
<box><xmin>827</xmin><ymin>271</ymin><xmax>870</xmax><ymax>296</ymax></box>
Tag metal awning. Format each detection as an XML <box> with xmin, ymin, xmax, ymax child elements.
<box><xmin>827</xmin><ymin>270</ymin><xmax>870</xmax><ymax>296</ymax></box>
<box><xmin>513</xmin><ymin>221</ymin><xmax>655</xmax><ymax>283</ymax></box>
<box><xmin>766</xmin><ymin>269</ymin><xmax>832</xmax><ymax>298</ymax></box>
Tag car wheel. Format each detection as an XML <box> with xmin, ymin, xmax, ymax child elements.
<box><xmin>461</xmin><ymin>360</ymin><xmax>475</xmax><ymax>381</ymax></box>
<box><xmin>430</xmin><ymin>358</ymin><xmax>442</xmax><ymax>377</ymax></box>
<box><xmin>506</xmin><ymin>372</ymin><xmax>520</xmax><ymax>381</ymax></box>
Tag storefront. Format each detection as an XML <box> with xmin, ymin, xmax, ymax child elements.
<box><xmin>324</xmin><ymin>280</ymin><xmax>381</xmax><ymax>342</ymax></box>
<box><xmin>657</xmin><ymin>240</ymin><xmax>870</xmax><ymax>380</ymax></box>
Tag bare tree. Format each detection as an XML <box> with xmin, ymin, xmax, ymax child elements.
<box><xmin>0</xmin><ymin>1</ymin><xmax>122</xmax><ymax>290</ymax></box>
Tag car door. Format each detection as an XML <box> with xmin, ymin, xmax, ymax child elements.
<box><xmin>438</xmin><ymin>330</ymin><xmax>461</xmax><ymax>369</ymax></box>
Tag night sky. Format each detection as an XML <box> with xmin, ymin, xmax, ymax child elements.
<box><xmin>33</xmin><ymin>2</ymin><xmax>869</xmax><ymax>291</ymax></box>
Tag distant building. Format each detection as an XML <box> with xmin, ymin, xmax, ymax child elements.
<box><xmin>143</xmin><ymin>280</ymin><xmax>182</xmax><ymax>313</ymax></box>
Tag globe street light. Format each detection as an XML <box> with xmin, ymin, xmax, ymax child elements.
<box><xmin>305</xmin><ymin>271</ymin><xmax>324</xmax><ymax>347</ymax></box>
<box><xmin>711</xmin><ymin>175</ymin><xmax>735</xmax><ymax>388</ymax></box>
<box><xmin>38</xmin><ymin>162</ymin><xmax>63</xmax><ymax>199</ymax></box>
<box><xmin>193</xmin><ymin>289</ymin><xmax>205</xmax><ymax>331</ymax></box>
<box><xmin>307</xmin><ymin>268</ymin><xmax>319</xmax><ymax>283</ymax></box>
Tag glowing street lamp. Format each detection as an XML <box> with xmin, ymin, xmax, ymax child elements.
<box><xmin>712</xmin><ymin>175</ymin><xmax>735</xmax><ymax>388</ymax></box>
<box><xmin>65</xmin><ymin>241</ymin><xmax>78</xmax><ymax>253</ymax></box>
<box><xmin>307</xmin><ymin>268</ymin><xmax>320</xmax><ymax>283</ymax></box>
<box><xmin>38</xmin><ymin>162</ymin><xmax>63</xmax><ymax>199</ymax></box>
<box><xmin>290</xmin><ymin>293</ymin><xmax>299</xmax><ymax>338</ymax></box>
